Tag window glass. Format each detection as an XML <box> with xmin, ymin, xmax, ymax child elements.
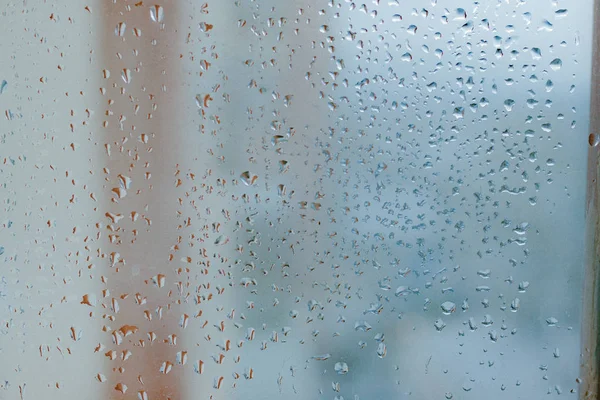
<box><xmin>0</xmin><ymin>1</ymin><xmax>593</xmax><ymax>399</ymax></box>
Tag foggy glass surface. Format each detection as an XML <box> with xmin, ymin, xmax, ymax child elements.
<box><xmin>0</xmin><ymin>0</ymin><xmax>594</xmax><ymax>399</ymax></box>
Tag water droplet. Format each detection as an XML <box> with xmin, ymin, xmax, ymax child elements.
<box><xmin>121</xmin><ymin>68</ymin><xmax>132</xmax><ymax>84</ymax></box>
<box><xmin>150</xmin><ymin>5</ymin><xmax>164</xmax><ymax>23</ymax></box>
<box><xmin>482</xmin><ymin>315</ymin><xmax>494</xmax><ymax>326</ymax></box>
<box><xmin>454</xmin><ymin>8</ymin><xmax>467</xmax><ymax>20</ymax></box>
<box><xmin>434</xmin><ymin>319</ymin><xmax>446</xmax><ymax>331</ymax></box>
<box><xmin>376</xmin><ymin>343</ymin><xmax>387</xmax><ymax>358</ymax></box>
<box><xmin>152</xmin><ymin>274</ymin><xmax>166</xmax><ymax>288</ymax></box>
<box><xmin>555</xmin><ymin>9</ymin><xmax>568</xmax><ymax>18</ymax></box>
<box><xmin>115</xmin><ymin>383</ymin><xmax>127</xmax><ymax>394</ymax></box>
<box><xmin>81</xmin><ymin>294</ymin><xmax>96</xmax><ymax>306</ymax></box>
<box><xmin>334</xmin><ymin>362</ymin><xmax>349</xmax><ymax>374</ymax></box>
<box><xmin>440</xmin><ymin>301</ymin><xmax>456</xmax><ymax>315</ymax></box>
<box><xmin>477</xmin><ymin>269</ymin><xmax>491</xmax><ymax>278</ymax></box>
<box><xmin>240</xmin><ymin>171</ymin><xmax>258</xmax><ymax>186</ymax></box>
<box><xmin>550</xmin><ymin>58</ymin><xmax>562</xmax><ymax>71</ymax></box>
<box><xmin>354</xmin><ymin>321</ymin><xmax>372</xmax><ymax>331</ymax></box>
<box><xmin>115</xmin><ymin>22</ymin><xmax>126</xmax><ymax>37</ymax></box>
<box><xmin>554</xmin><ymin>348</ymin><xmax>561</xmax><ymax>358</ymax></box>
<box><xmin>468</xmin><ymin>318</ymin><xmax>477</xmax><ymax>331</ymax></box>
<box><xmin>395</xmin><ymin>286</ymin><xmax>409</xmax><ymax>296</ymax></box>
<box><xmin>511</xmin><ymin>298</ymin><xmax>520</xmax><ymax>312</ymax></box>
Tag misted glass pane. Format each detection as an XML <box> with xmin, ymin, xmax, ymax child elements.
<box><xmin>0</xmin><ymin>0</ymin><xmax>593</xmax><ymax>399</ymax></box>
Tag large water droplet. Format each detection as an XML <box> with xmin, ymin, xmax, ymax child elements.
<box><xmin>150</xmin><ymin>5</ymin><xmax>164</xmax><ymax>23</ymax></box>
<box><xmin>334</xmin><ymin>362</ymin><xmax>349</xmax><ymax>374</ymax></box>
<box><xmin>440</xmin><ymin>301</ymin><xmax>456</xmax><ymax>315</ymax></box>
<box><xmin>549</xmin><ymin>58</ymin><xmax>562</xmax><ymax>71</ymax></box>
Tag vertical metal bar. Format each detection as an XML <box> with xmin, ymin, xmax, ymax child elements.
<box><xmin>581</xmin><ymin>0</ymin><xmax>600</xmax><ymax>397</ymax></box>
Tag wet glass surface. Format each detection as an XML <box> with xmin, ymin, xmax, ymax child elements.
<box><xmin>0</xmin><ymin>1</ymin><xmax>594</xmax><ymax>399</ymax></box>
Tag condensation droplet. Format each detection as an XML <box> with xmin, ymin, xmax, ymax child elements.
<box><xmin>150</xmin><ymin>5</ymin><xmax>164</xmax><ymax>23</ymax></box>
<box><xmin>115</xmin><ymin>22</ymin><xmax>126</xmax><ymax>37</ymax></box>
<box><xmin>549</xmin><ymin>58</ymin><xmax>563</xmax><ymax>71</ymax></box>
<box><xmin>334</xmin><ymin>362</ymin><xmax>349</xmax><ymax>374</ymax></box>
<box><xmin>121</xmin><ymin>68</ymin><xmax>132</xmax><ymax>84</ymax></box>
<box><xmin>440</xmin><ymin>301</ymin><xmax>456</xmax><ymax>315</ymax></box>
